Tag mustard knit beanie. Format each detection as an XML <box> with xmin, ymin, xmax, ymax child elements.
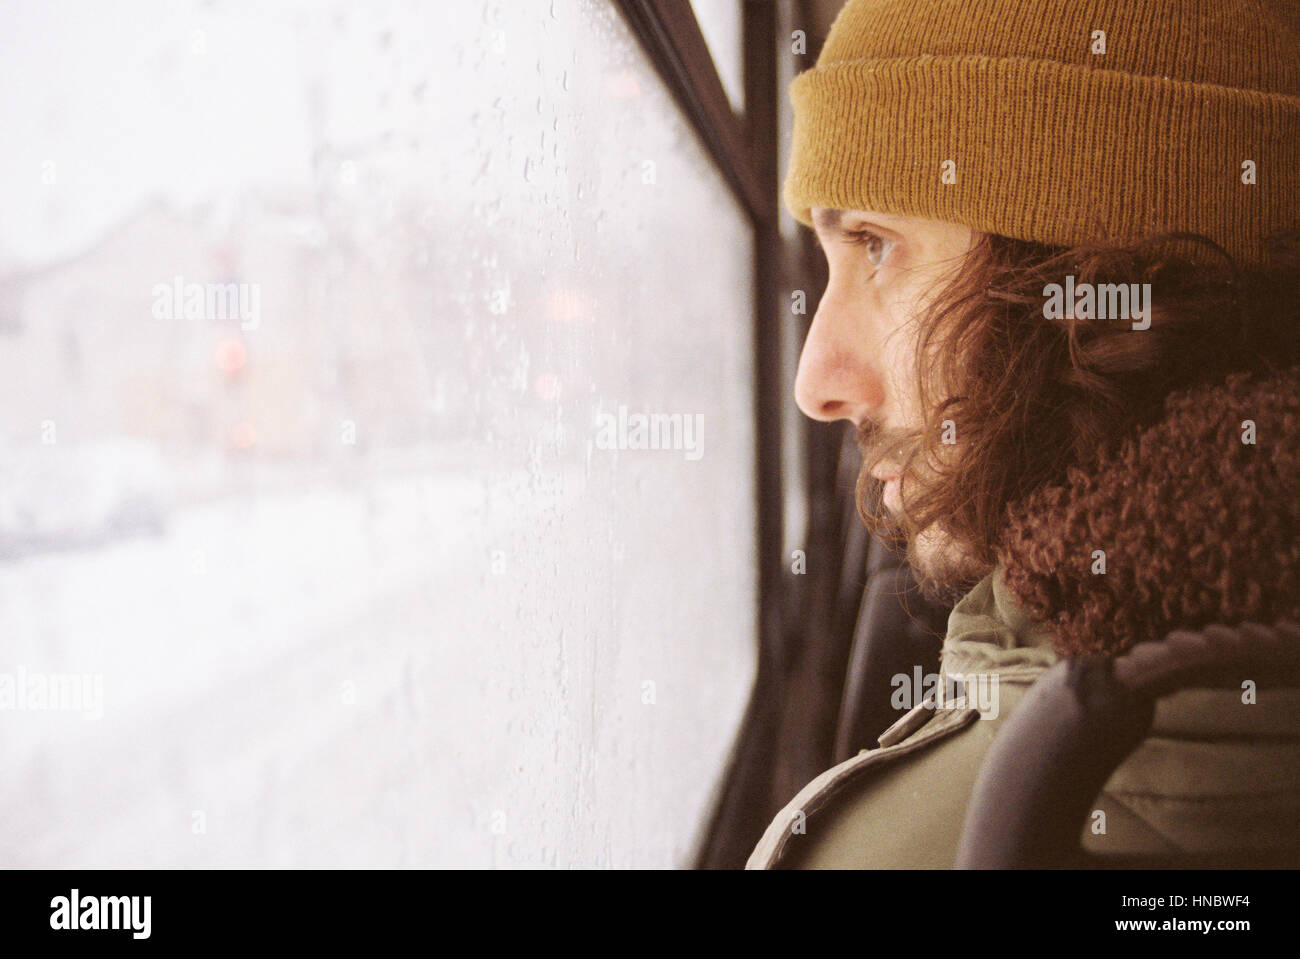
<box><xmin>784</xmin><ymin>0</ymin><xmax>1300</xmax><ymax>263</ymax></box>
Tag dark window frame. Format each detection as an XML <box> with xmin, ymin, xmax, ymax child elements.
<box><xmin>613</xmin><ymin>0</ymin><xmax>770</xmax><ymax>224</ymax></box>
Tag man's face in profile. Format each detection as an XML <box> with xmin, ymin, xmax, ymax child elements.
<box><xmin>796</xmin><ymin>207</ymin><xmax>982</xmax><ymax>592</ymax></box>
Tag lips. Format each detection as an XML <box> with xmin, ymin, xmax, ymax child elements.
<box><xmin>867</xmin><ymin>463</ymin><xmax>905</xmax><ymax>513</ymax></box>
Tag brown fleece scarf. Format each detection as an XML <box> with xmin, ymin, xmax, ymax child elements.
<box><xmin>996</xmin><ymin>364</ymin><xmax>1300</xmax><ymax>658</ymax></box>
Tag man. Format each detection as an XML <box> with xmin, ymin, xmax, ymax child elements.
<box><xmin>748</xmin><ymin>0</ymin><xmax>1300</xmax><ymax>868</ymax></box>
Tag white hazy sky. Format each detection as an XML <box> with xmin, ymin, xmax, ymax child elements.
<box><xmin>0</xmin><ymin>0</ymin><xmax>573</xmax><ymax>266</ymax></box>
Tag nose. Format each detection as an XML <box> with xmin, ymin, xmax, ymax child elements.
<box><xmin>793</xmin><ymin>282</ymin><xmax>886</xmax><ymax>424</ymax></box>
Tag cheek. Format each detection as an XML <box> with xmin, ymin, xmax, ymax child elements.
<box><xmin>875</xmin><ymin>297</ymin><xmax>925</xmax><ymax>421</ymax></box>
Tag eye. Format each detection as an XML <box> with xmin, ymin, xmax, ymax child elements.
<box><xmin>842</xmin><ymin>227</ymin><xmax>893</xmax><ymax>268</ymax></box>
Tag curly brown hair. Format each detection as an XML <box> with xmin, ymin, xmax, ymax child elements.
<box><xmin>857</xmin><ymin>228</ymin><xmax>1300</xmax><ymax>588</ymax></box>
<box><xmin>997</xmin><ymin>364</ymin><xmax>1300</xmax><ymax>655</ymax></box>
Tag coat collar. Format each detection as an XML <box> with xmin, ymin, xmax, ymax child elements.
<box><xmin>940</xmin><ymin>566</ymin><xmax>1057</xmax><ymax>683</ymax></box>
<box><xmin>996</xmin><ymin>364</ymin><xmax>1300</xmax><ymax>657</ymax></box>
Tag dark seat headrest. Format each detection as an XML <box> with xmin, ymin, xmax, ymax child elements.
<box><xmin>954</xmin><ymin>620</ymin><xmax>1300</xmax><ymax>869</ymax></box>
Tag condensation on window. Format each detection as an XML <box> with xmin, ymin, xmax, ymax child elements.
<box><xmin>0</xmin><ymin>0</ymin><xmax>756</xmax><ymax>867</ymax></box>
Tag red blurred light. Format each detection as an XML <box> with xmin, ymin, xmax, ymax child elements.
<box><xmin>215</xmin><ymin>338</ymin><xmax>247</xmax><ymax>376</ymax></box>
<box><xmin>546</xmin><ymin>287</ymin><xmax>594</xmax><ymax>325</ymax></box>
<box><xmin>533</xmin><ymin>372</ymin><xmax>562</xmax><ymax>401</ymax></box>
<box><xmin>605</xmin><ymin>69</ymin><xmax>641</xmax><ymax>100</ymax></box>
<box><xmin>230</xmin><ymin>421</ymin><xmax>255</xmax><ymax>449</ymax></box>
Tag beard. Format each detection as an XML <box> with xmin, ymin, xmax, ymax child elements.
<box><xmin>904</xmin><ymin>523</ymin><xmax>986</xmax><ymax>605</ymax></box>
<box><xmin>855</xmin><ymin>422</ymin><xmax>988</xmax><ymax>603</ymax></box>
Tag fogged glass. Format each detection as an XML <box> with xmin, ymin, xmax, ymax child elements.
<box><xmin>0</xmin><ymin>0</ymin><xmax>756</xmax><ymax>867</ymax></box>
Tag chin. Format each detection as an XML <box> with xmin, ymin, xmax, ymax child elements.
<box><xmin>905</xmin><ymin>525</ymin><xmax>989</xmax><ymax>605</ymax></box>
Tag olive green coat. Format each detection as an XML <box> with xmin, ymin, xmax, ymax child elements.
<box><xmin>746</xmin><ymin>569</ymin><xmax>1300</xmax><ymax>869</ymax></box>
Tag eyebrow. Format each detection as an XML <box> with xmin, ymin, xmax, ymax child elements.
<box><xmin>812</xmin><ymin>208</ymin><xmax>846</xmax><ymax>234</ymax></box>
